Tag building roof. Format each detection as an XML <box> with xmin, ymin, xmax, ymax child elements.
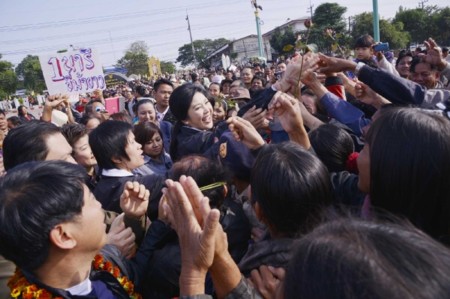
<box><xmin>262</xmin><ymin>17</ymin><xmax>310</xmax><ymax>38</ymax></box>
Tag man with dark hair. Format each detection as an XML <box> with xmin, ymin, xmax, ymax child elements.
<box><xmin>153</xmin><ymin>78</ymin><xmax>176</xmax><ymax>124</ymax></box>
<box><xmin>0</xmin><ymin>161</ymin><xmax>149</xmax><ymax>298</ymax></box>
<box><xmin>0</xmin><ymin>161</ymin><xmax>219</xmax><ymax>298</ymax></box>
<box><xmin>2</xmin><ymin>120</ymin><xmax>144</xmax><ymax>256</ymax></box>
<box><xmin>410</xmin><ymin>57</ymin><xmax>442</xmax><ymax>89</ymax></box>
<box><xmin>3</xmin><ymin>120</ymin><xmax>74</xmax><ymax>171</ymax></box>
<box><xmin>89</xmin><ymin>120</ymin><xmax>161</xmax><ymax>214</ymax></box>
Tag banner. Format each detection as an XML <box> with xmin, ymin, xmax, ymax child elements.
<box><xmin>105</xmin><ymin>72</ymin><xmax>128</xmax><ymax>87</ymax></box>
<box><xmin>148</xmin><ymin>56</ymin><xmax>161</xmax><ymax>78</ymax></box>
<box><xmin>39</xmin><ymin>48</ymin><xmax>105</xmax><ymax>95</ymax></box>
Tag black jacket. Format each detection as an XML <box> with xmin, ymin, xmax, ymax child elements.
<box><xmin>94</xmin><ymin>173</ymin><xmax>161</xmax><ymax>214</ymax></box>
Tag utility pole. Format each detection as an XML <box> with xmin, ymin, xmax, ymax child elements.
<box><xmin>251</xmin><ymin>0</ymin><xmax>264</xmax><ymax>58</ymax></box>
<box><xmin>418</xmin><ymin>0</ymin><xmax>428</xmax><ymax>9</ymax></box>
<box><xmin>108</xmin><ymin>31</ymin><xmax>117</xmax><ymax>62</ymax></box>
<box><xmin>186</xmin><ymin>12</ymin><xmax>197</xmax><ymax>66</ymax></box>
<box><xmin>307</xmin><ymin>0</ymin><xmax>314</xmax><ymax>20</ymax></box>
<box><xmin>372</xmin><ymin>0</ymin><xmax>380</xmax><ymax>42</ymax></box>
<box><xmin>348</xmin><ymin>16</ymin><xmax>353</xmax><ymax>33</ymax></box>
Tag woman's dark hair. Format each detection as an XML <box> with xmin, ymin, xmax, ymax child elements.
<box><xmin>134</xmin><ymin>99</ymin><xmax>155</xmax><ymax>116</ymax></box>
<box><xmin>17</xmin><ymin>105</ymin><xmax>26</xmax><ymax>117</ymax></box>
<box><xmin>209</xmin><ymin>82</ymin><xmax>220</xmax><ymax>89</ymax></box>
<box><xmin>0</xmin><ymin>161</ymin><xmax>86</xmax><ymax>271</ymax></box>
<box><xmin>169</xmin><ymin>83</ymin><xmax>207</xmax><ymax>122</ymax></box>
<box><xmin>133</xmin><ymin>122</ymin><xmax>162</xmax><ymax>149</ymax></box>
<box><xmin>354</xmin><ymin>34</ymin><xmax>374</xmax><ymax>48</ymax></box>
<box><xmin>365</xmin><ymin>106</ymin><xmax>450</xmax><ymax>240</ymax></box>
<box><xmin>169</xmin><ymin>155</ymin><xmax>230</xmax><ymax>209</ymax></box>
<box><xmin>251</xmin><ymin>142</ymin><xmax>332</xmax><ymax>236</ymax></box>
<box><xmin>215</xmin><ymin>99</ymin><xmax>228</xmax><ymax>112</ymax></box>
<box><xmin>89</xmin><ymin>120</ymin><xmax>133</xmax><ymax>170</ymax></box>
<box><xmin>135</xmin><ymin>85</ymin><xmax>147</xmax><ymax>97</ymax></box>
<box><xmin>220</xmin><ymin>79</ymin><xmax>233</xmax><ymax>92</ymax></box>
<box><xmin>79</xmin><ymin>114</ymin><xmax>101</xmax><ymax>126</ymax></box>
<box><xmin>309</xmin><ymin>124</ymin><xmax>354</xmax><ymax>173</ymax></box>
<box><xmin>7</xmin><ymin>116</ymin><xmax>22</xmax><ymax>127</ymax></box>
<box><xmin>169</xmin><ymin>84</ymin><xmax>209</xmax><ymax>161</ymax></box>
<box><xmin>61</xmin><ymin>123</ymin><xmax>88</xmax><ymax>148</ymax></box>
<box><xmin>251</xmin><ymin>74</ymin><xmax>267</xmax><ymax>87</ymax></box>
<box><xmin>284</xmin><ymin>217</ymin><xmax>450</xmax><ymax>299</ymax></box>
<box><xmin>395</xmin><ymin>50</ymin><xmax>413</xmax><ymax>67</ymax></box>
<box><xmin>110</xmin><ymin>112</ymin><xmax>132</xmax><ymax>124</ymax></box>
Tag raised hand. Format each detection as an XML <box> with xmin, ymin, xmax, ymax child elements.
<box><xmin>318</xmin><ymin>53</ymin><xmax>357</xmax><ymax>74</ymax></box>
<box><xmin>45</xmin><ymin>94</ymin><xmax>65</xmax><ymax>108</ymax></box>
<box><xmin>162</xmin><ymin>178</ymin><xmax>220</xmax><ymax>296</ymax></box>
<box><xmin>268</xmin><ymin>91</ymin><xmax>304</xmax><ymax>134</ymax></box>
<box><xmin>274</xmin><ymin>52</ymin><xmax>320</xmax><ymax>93</ymax></box>
<box><xmin>423</xmin><ymin>37</ymin><xmax>447</xmax><ymax>70</ymax></box>
<box><xmin>227</xmin><ymin>116</ymin><xmax>265</xmax><ymax>150</ymax></box>
<box><xmin>120</xmin><ymin>181</ymin><xmax>149</xmax><ymax>219</ymax></box>
<box><xmin>242</xmin><ymin>105</ymin><xmax>269</xmax><ymax>129</ymax></box>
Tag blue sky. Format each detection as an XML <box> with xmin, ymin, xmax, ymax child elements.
<box><xmin>0</xmin><ymin>0</ymin><xmax>448</xmax><ymax>68</ymax></box>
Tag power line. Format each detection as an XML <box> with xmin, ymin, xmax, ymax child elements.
<box><xmin>0</xmin><ymin>0</ymin><xmax>243</xmax><ymax>32</ymax></box>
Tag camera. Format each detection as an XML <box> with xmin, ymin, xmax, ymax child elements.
<box><xmin>373</xmin><ymin>42</ymin><xmax>389</xmax><ymax>52</ymax></box>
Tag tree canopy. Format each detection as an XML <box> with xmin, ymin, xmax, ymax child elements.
<box><xmin>352</xmin><ymin>12</ymin><xmax>409</xmax><ymax>49</ymax></box>
<box><xmin>310</xmin><ymin>2</ymin><xmax>348</xmax><ymax>53</ymax></box>
<box><xmin>160</xmin><ymin>61</ymin><xmax>176</xmax><ymax>74</ymax></box>
<box><xmin>0</xmin><ymin>55</ymin><xmax>18</xmax><ymax>99</ymax></box>
<box><xmin>176</xmin><ymin>38</ymin><xmax>230</xmax><ymax>68</ymax></box>
<box><xmin>270</xmin><ymin>26</ymin><xmax>297</xmax><ymax>55</ymax></box>
<box><xmin>116</xmin><ymin>41</ymin><xmax>150</xmax><ymax>76</ymax></box>
<box><xmin>15</xmin><ymin>55</ymin><xmax>45</xmax><ymax>94</ymax></box>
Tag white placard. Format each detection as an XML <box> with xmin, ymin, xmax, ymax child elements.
<box><xmin>39</xmin><ymin>48</ymin><xmax>105</xmax><ymax>96</ymax></box>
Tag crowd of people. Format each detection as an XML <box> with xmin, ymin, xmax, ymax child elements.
<box><xmin>0</xmin><ymin>34</ymin><xmax>450</xmax><ymax>299</ymax></box>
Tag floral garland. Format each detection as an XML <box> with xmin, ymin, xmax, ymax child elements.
<box><xmin>8</xmin><ymin>254</ymin><xmax>142</xmax><ymax>299</ymax></box>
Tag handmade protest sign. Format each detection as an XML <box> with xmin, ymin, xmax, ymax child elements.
<box><xmin>39</xmin><ymin>48</ymin><xmax>105</xmax><ymax>95</ymax></box>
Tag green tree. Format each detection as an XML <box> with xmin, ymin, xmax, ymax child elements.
<box><xmin>310</xmin><ymin>2</ymin><xmax>348</xmax><ymax>53</ymax></box>
<box><xmin>270</xmin><ymin>26</ymin><xmax>297</xmax><ymax>55</ymax></box>
<box><xmin>432</xmin><ymin>7</ymin><xmax>450</xmax><ymax>45</ymax></box>
<box><xmin>176</xmin><ymin>38</ymin><xmax>230</xmax><ymax>68</ymax></box>
<box><xmin>0</xmin><ymin>55</ymin><xmax>18</xmax><ymax>99</ymax></box>
<box><xmin>160</xmin><ymin>61</ymin><xmax>176</xmax><ymax>74</ymax></box>
<box><xmin>116</xmin><ymin>41</ymin><xmax>150</xmax><ymax>76</ymax></box>
<box><xmin>15</xmin><ymin>55</ymin><xmax>45</xmax><ymax>94</ymax></box>
<box><xmin>393</xmin><ymin>6</ymin><xmax>441</xmax><ymax>44</ymax></box>
<box><xmin>352</xmin><ymin>12</ymin><xmax>410</xmax><ymax>49</ymax></box>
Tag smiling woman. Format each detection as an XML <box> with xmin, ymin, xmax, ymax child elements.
<box><xmin>169</xmin><ymin>83</ymin><xmax>227</xmax><ymax>161</ymax></box>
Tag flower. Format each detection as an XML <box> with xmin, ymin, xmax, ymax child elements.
<box><xmin>7</xmin><ymin>254</ymin><xmax>142</xmax><ymax>299</ymax></box>
<box><xmin>304</xmin><ymin>19</ymin><xmax>313</xmax><ymax>28</ymax></box>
